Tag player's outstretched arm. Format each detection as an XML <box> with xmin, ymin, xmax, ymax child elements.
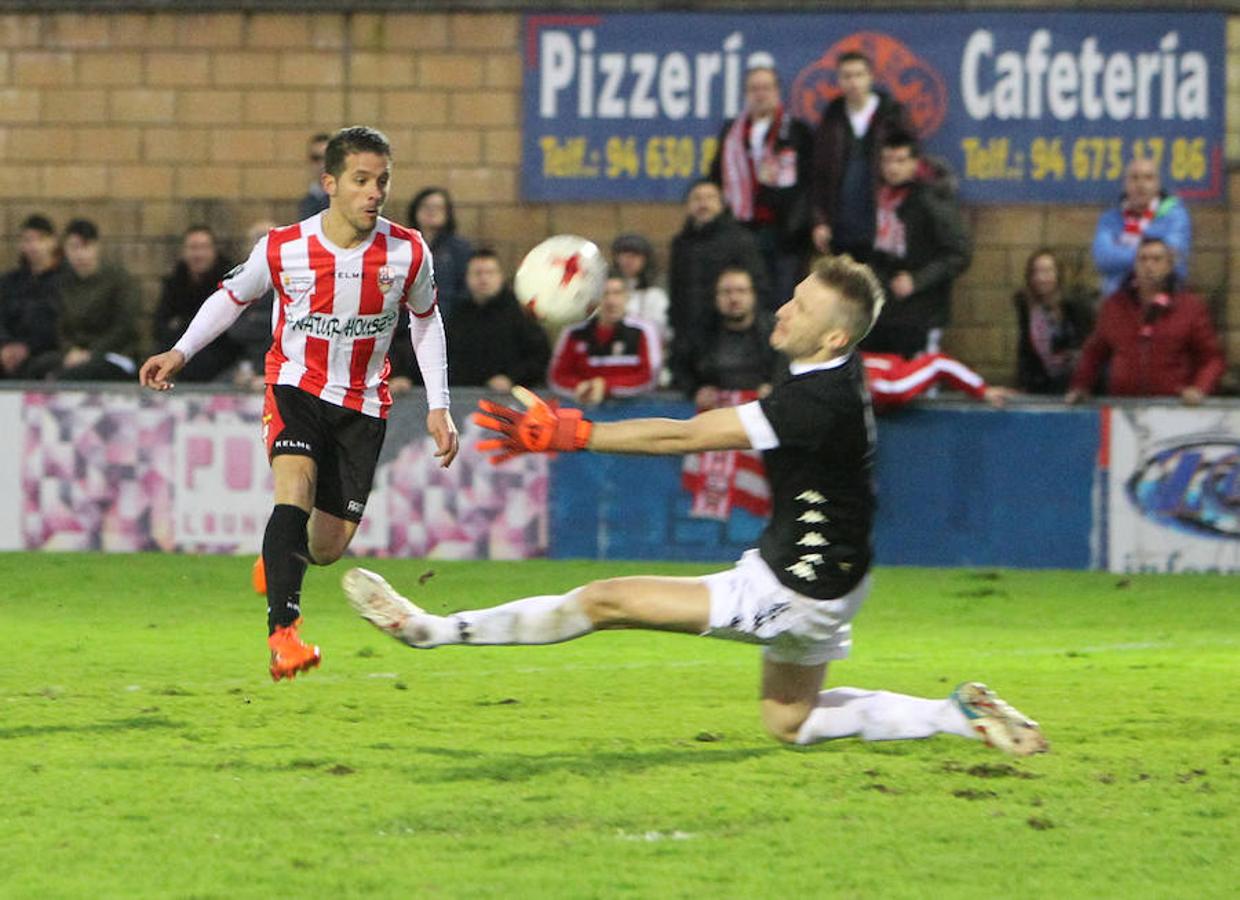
<box><xmin>138</xmin><ymin>349</ymin><xmax>186</xmax><ymax>392</ymax></box>
<box><xmin>473</xmin><ymin>387</ymin><xmax>751</xmax><ymax>464</ymax></box>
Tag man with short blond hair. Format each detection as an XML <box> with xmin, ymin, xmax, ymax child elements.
<box><xmin>346</xmin><ymin>255</ymin><xmax>1047</xmax><ymax>760</ymax></box>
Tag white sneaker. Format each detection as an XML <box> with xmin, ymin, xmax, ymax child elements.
<box><xmin>951</xmin><ymin>682</ymin><xmax>1048</xmax><ymax>757</ymax></box>
<box><xmin>342</xmin><ymin>568</ymin><xmax>430</xmax><ymax>646</ymax></box>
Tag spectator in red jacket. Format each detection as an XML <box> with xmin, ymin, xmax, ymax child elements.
<box><xmin>1067</xmin><ymin>237</ymin><xmax>1224</xmax><ymax>405</ymax></box>
<box><xmin>548</xmin><ymin>274</ymin><xmax>661</xmax><ymax>405</ymax></box>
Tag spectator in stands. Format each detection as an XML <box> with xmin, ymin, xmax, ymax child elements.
<box><xmin>387</xmin><ymin>188</ymin><xmax>476</xmax><ymax>395</ymax></box>
<box><xmin>1067</xmin><ymin>237</ymin><xmax>1223</xmax><ymax>405</ymax></box>
<box><xmin>611</xmin><ymin>232</ymin><xmax>669</xmax><ymax>342</ymax></box>
<box><xmin>668</xmin><ymin>179</ymin><xmax>769</xmax><ymax>348</ymax></box>
<box><xmin>548</xmin><ymin>274</ymin><xmax>661</xmax><ymax>405</ymax></box>
<box><xmin>710</xmin><ymin>65</ymin><xmax>813</xmax><ymax>308</ymax></box>
<box><xmin>1092</xmin><ymin>157</ymin><xmax>1190</xmax><ymax>298</ymax></box>
<box><xmin>446</xmin><ymin>249</ymin><xmax>550</xmax><ymax>390</ymax></box>
<box><xmin>672</xmin><ymin>266</ymin><xmax>781</xmax><ymax>407</ymax></box>
<box><xmin>810</xmin><ymin>51</ymin><xmax>910</xmax><ymax>262</ymax></box>
<box><xmin>864</xmin><ymin>131</ymin><xmax>971</xmax><ymax>358</ymax></box>
<box><xmin>407</xmin><ymin>187</ymin><xmax>472</xmax><ymax>318</ymax></box>
<box><xmin>153</xmin><ymin>225</ymin><xmax>235</xmax><ymax>382</ymax></box>
<box><xmin>0</xmin><ymin>214</ymin><xmax>62</xmax><ymax>379</ymax></box>
<box><xmin>297</xmin><ymin>132</ymin><xmax>331</xmax><ymax>220</ymax></box>
<box><xmin>1014</xmin><ymin>249</ymin><xmax>1094</xmax><ymax>395</ymax></box>
<box><xmin>52</xmin><ymin>219</ymin><xmax>142</xmax><ymax>381</ymax></box>
<box><xmin>225</xmin><ymin>219</ymin><xmax>277</xmax><ymax>391</ymax></box>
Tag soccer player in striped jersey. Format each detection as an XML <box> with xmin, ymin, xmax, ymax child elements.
<box><xmin>344</xmin><ymin>255</ymin><xmax>1047</xmax><ymax>757</ymax></box>
<box><xmin>140</xmin><ymin>126</ymin><xmax>459</xmax><ymax>681</ymax></box>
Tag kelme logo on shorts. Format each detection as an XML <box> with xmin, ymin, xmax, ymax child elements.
<box><xmin>1126</xmin><ymin>439</ymin><xmax>1240</xmax><ymax>538</ymax></box>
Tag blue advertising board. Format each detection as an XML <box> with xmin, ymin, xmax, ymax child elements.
<box><xmin>522</xmin><ymin>11</ymin><xmax>1225</xmax><ymax>204</ymax></box>
<box><xmin>549</xmin><ymin>403</ymin><xmax>1099</xmax><ymax>569</ymax></box>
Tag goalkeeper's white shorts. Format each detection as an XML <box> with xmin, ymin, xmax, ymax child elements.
<box><xmin>702</xmin><ymin>549</ymin><xmax>871</xmax><ymax>666</ymax></box>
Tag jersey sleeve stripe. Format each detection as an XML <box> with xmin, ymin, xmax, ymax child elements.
<box><xmin>411</xmin><ymin>298</ymin><xmax>438</xmax><ymax>318</ymax></box>
<box><xmin>737</xmin><ymin>401</ymin><xmax>780</xmax><ymax>451</ymax></box>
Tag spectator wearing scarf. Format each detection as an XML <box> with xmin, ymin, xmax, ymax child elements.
<box><xmin>1092</xmin><ymin>157</ymin><xmax>1191</xmax><ymax>297</ymax></box>
<box><xmin>1013</xmin><ymin>249</ymin><xmax>1094</xmax><ymax>394</ymax></box>
<box><xmin>709</xmin><ymin>65</ymin><xmax>812</xmax><ymax>309</ymax></box>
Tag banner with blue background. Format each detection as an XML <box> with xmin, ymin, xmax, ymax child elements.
<box><xmin>522</xmin><ymin>11</ymin><xmax>1224</xmax><ymax>204</ymax></box>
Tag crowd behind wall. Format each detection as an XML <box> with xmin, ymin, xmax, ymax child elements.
<box><xmin>0</xmin><ymin>8</ymin><xmax>1239</xmax><ymax>385</ymax></box>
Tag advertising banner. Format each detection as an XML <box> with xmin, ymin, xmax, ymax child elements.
<box><xmin>1105</xmin><ymin>406</ymin><xmax>1240</xmax><ymax>574</ymax></box>
<box><xmin>522</xmin><ymin>11</ymin><xmax>1224</xmax><ymax>203</ymax></box>
<box><xmin>17</xmin><ymin>390</ymin><xmax>548</xmax><ymax>559</ymax></box>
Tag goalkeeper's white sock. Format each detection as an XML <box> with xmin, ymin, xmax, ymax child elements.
<box><xmin>795</xmin><ymin>687</ymin><xmax>976</xmax><ymax>745</ymax></box>
<box><xmin>411</xmin><ymin>591</ymin><xmax>594</xmax><ymax>647</ymax></box>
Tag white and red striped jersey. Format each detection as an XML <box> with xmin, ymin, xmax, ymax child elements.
<box><xmin>219</xmin><ymin>214</ymin><xmax>437</xmax><ymax>418</ymax></box>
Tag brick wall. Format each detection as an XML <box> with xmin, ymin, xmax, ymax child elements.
<box><xmin>0</xmin><ymin>9</ymin><xmax>1236</xmax><ymax>384</ymax></box>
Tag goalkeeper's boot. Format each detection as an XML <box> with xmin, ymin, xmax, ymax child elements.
<box><xmin>343</xmin><ymin>568</ymin><xmax>433</xmax><ymax>647</ymax></box>
<box><xmin>950</xmin><ymin>682</ymin><xmax>1048</xmax><ymax>756</ymax></box>
<box><xmin>251</xmin><ymin>556</ymin><xmax>266</xmax><ymax>595</ymax></box>
<box><xmin>268</xmin><ymin>618</ymin><xmax>321</xmax><ymax>681</ymax></box>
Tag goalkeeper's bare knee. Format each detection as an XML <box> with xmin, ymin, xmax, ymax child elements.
<box><xmin>576</xmin><ymin>579</ymin><xmax>633</xmax><ymax>628</ymax></box>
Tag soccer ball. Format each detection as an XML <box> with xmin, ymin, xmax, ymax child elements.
<box><xmin>514</xmin><ymin>235</ymin><xmax>608</xmax><ymax>326</ymax></box>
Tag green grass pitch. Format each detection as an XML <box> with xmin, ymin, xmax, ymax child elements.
<box><xmin>1</xmin><ymin>553</ymin><xmax>1236</xmax><ymax>898</ymax></box>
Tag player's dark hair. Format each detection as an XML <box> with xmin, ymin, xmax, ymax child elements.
<box><xmin>881</xmin><ymin>130</ymin><xmax>920</xmax><ymax>157</ymax></box>
<box><xmin>324</xmin><ymin>126</ymin><xmax>391</xmax><ymax>178</ymax></box>
<box><xmin>64</xmin><ymin>218</ymin><xmax>99</xmax><ymax>242</ymax></box>
<box><xmin>408</xmin><ymin>187</ymin><xmax>457</xmax><ymax>237</ymax></box>
<box><xmin>837</xmin><ymin>51</ymin><xmax>872</xmax><ymax>71</ymax></box>
<box><xmin>811</xmin><ymin>254</ymin><xmax>884</xmax><ymax>347</ymax></box>
<box><xmin>20</xmin><ymin>214</ymin><xmax>54</xmax><ymax>235</ymax></box>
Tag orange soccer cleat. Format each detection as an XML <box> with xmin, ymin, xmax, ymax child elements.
<box><xmin>267</xmin><ymin>618</ymin><xmax>321</xmax><ymax>682</ymax></box>
<box><xmin>251</xmin><ymin>556</ymin><xmax>267</xmax><ymax>595</ymax></box>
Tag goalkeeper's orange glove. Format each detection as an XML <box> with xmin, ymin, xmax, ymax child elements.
<box><xmin>473</xmin><ymin>386</ymin><xmax>593</xmax><ymax>465</ymax></box>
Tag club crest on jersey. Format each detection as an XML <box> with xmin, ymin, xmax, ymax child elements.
<box><xmin>280</xmin><ymin>272</ymin><xmax>314</xmax><ymax>299</ymax></box>
<box><xmin>377</xmin><ymin>265</ymin><xmax>395</xmax><ymax>294</ymax></box>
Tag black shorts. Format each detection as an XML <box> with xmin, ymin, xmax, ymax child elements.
<box><xmin>262</xmin><ymin>384</ymin><xmax>387</xmax><ymax>522</ymax></box>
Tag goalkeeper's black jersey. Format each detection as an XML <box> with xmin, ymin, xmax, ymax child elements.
<box><xmin>753</xmin><ymin>353</ymin><xmax>875</xmax><ymax>600</ymax></box>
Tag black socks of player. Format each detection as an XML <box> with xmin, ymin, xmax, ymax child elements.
<box><xmin>263</xmin><ymin>504</ymin><xmax>310</xmax><ymax>634</ymax></box>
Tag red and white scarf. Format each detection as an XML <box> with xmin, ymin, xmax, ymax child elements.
<box><xmin>681</xmin><ymin>389</ymin><xmax>772</xmax><ymax>521</ymax></box>
<box><xmin>874</xmin><ymin>184</ymin><xmax>910</xmax><ymax>257</ymax></box>
<box><xmin>720</xmin><ymin>107</ymin><xmax>784</xmax><ymax>223</ymax></box>
<box><xmin>1121</xmin><ymin>199</ymin><xmax>1157</xmax><ymax>245</ymax></box>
